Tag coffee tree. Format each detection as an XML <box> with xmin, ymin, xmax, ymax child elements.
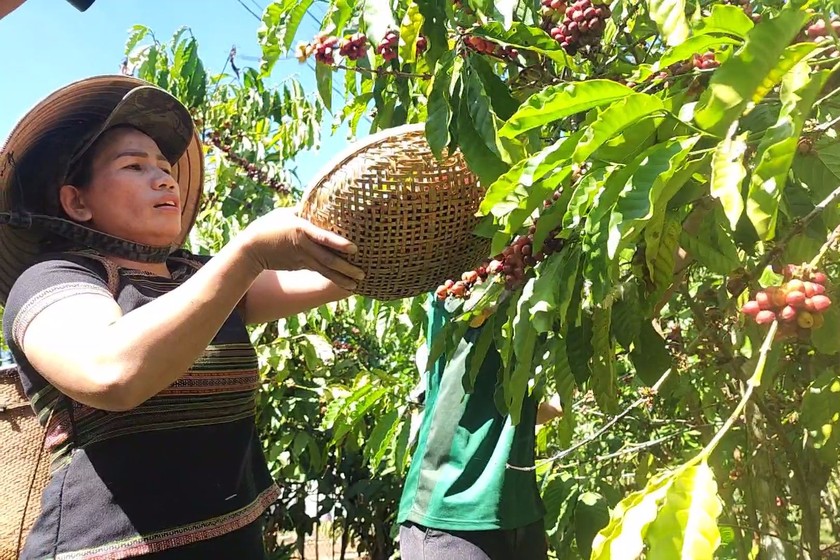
<box><xmin>259</xmin><ymin>0</ymin><xmax>840</xmax><ymax>558</ymax></box>
<box><xmin>122</xmin><ymin>27</ymin><xmax>426</xmax><ymax>559</ymax></box>
<box><xmin>119</xmin><ymin>0</ymin><xmax>840</xmax><ymax>557</ymax></box>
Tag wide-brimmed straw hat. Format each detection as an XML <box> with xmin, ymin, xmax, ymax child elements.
<box><xmin>0</xmin><ymin>75</ymin><xmax>204</xmax><ymax>304</ymax></box>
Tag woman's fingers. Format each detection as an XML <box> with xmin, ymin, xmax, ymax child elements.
<box><xmin>301</xmin><ymin>220</ymin><xmax>358</xmax><ymax>255</ymax></box>
<box><xmin>299</xmin><ymin>236</ymin><xmax>365</xmax><ymax>285</ymax></box>
<box><xmin>300</xmin><ymin>255</ymin><xmax>359</xmax><ymax>291</ymax></box>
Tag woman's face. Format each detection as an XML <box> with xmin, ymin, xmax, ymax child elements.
<box><xmin>60</xmin><ymin>127</ymin><xmax>183</xmax><ymax>247</ymax></box>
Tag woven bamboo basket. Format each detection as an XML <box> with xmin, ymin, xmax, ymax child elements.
<box><xmin>299</xmin><ymin>123</ymin><xmax>491</xmax><ymax>301</ymax></box>
<box><xmin>0</xmin><ymin>365</ymin><xmax>49</xmax><ymax>560</ymax></box>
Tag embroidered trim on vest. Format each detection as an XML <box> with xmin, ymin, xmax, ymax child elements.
<box><xmin>53</xmin><ymin>484</ymin><xmax>280</xmax><ymax>560</ymax></box>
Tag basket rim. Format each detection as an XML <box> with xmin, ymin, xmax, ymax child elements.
<box><xmin>299</xmin><ymin>123</ymin><xmax>429</xmax><ymax>211</ymax></box>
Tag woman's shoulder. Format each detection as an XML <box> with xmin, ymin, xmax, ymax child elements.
<box><xmin>17</xmin><ymin>249</ymin><xmax>115</xmax><ymax>283</ymax></box>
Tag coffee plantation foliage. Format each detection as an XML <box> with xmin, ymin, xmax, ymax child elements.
<box><xmin>119</xmin><ymin>0</ymin><xmax>840</xmax><ymax>557</ymax></box>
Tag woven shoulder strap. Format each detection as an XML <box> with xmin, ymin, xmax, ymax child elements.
<box><xmin>63</xmin><ymin>250</ymin><xmax>121</xmax><ymax>296</ymax></box>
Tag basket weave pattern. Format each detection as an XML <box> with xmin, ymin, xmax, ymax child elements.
<box><xmin>300</xmin><ymin>125</ymin><xmax>490</xmax><ymax>301</ymax></box>
<box><xmin>0</xmin><ymin>368</ymin><xmax>48</xmax><ymax>559</ymax></box>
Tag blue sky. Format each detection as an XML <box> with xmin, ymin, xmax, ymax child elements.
<box><xmin>0</xmin><ymin>0</ymin><xmax>362</xmax><ymax>189</ymax></box>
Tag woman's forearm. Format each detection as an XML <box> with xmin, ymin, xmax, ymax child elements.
<box><xmin>98</xmin><ymin>239</ymin><xmax>264</xmax><ymax>407</ymax></box>
<box><xmin>24</xmin><ymin>237</ymin><xmax>263</xmax><ymax>410</ymax></box>
<box><xmin>243</xmin><ymin>269</ymin><xmax>352</xmax><ymax>324</ymax></box>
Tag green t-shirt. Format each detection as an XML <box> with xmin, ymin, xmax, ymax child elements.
<box><xmin>397</xmin><ymin>297</ymin><xmax>546</xmax><ymax>531</ymax></box>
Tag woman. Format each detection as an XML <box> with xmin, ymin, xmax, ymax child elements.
<box><xmin>0</xmin><ymin>75</ymin><xmax>363</xmax><ymax>558</ymax></box>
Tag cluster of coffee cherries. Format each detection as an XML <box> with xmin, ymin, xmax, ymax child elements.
<box><xmin>724</xmin><ymin>0</ymin><xmax>761</xmax><ymax>24</ymax></box>
<box><xmin>311</xmin><ymin>33</ymin><xmax>341</xmax><ymax>65</ymax></box>
<box><xmin>435</xmin><ymin>225</ymin><xmax>565</xmax><ymax>302</ymax></box>
<box><xmin>464</xmin><ymin>35</ymin><xmax>519</xmax><ymax>59</ymax></box>
<box><xmin>338</xmin><ymin>32</ymin><xmax>368</xmax><ymax>61</ymax></box>
<box><xmin>805</xmin><ymin>18</ymin><xmax>840</xmax><ymax>39</ymax></box>
<box><xmin>740</xmin><ymin>266</ymin><xmax>832</xmax><ymax>337</ymax></box>
<box><xmin>377</xmin><ymin>30</ymin><xmax>400</xmax><ymax>61</ymax></box>
<box><xmin>652</xmin><ymin>51</ymin><xmax>719</xmax><ymax>81</ymax></box>
<box><xmin>300</xmin><ymin>30</ymin><xmax>428</xmax><ymax>66</ymax></box>
<box><xmin>547</xmin><ymin>0</ymin><xmax>611</xmax><ymax>55</ymax></box>
<box><xmin>208</xmin><ymin>129</ymin><xmax>291</xmax><ymax>194</ymax></box>
<box><xmin>540</xmin><ymin>0</ymin><xmax>567</xmax><ymax>24</ymax></box>
<box><xmin>332</xmin><ymin>339</ymin><xmax>355</xmax><ymax>352</ymax></box>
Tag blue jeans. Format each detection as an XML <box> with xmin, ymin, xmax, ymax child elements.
<box><xmin>399</xmin><ymin>520</ymin><xmax>548</xmax><ymax>560</ymax></box>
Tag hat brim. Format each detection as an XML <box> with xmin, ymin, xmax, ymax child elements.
<box><xmin>69</xmin><ymin>86</ymin><xmax>195</xmax><ymax>168</ymax></box>
<box><xmin>0</xmin><ymin>75</ymin><xmax>204</xmax><ymax>304</ymax></box>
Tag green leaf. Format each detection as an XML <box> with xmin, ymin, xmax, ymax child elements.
<box><xmin>551</xmin><ymin>337</ymin><xmax>577</xmax><ymax>446</ymax></box>
<box><xmin>747</xmin><ymin>65</ymin><xmax>828</xmax><ymax>239</ymax></box>
<box><xmin>750</xmin><ymin>41</ymin><xmax>818</xmax><ymax>106</ymax></box>
<box><xmin>125</xmin><ymin>24</ymin><xmax>150</xmax><ymax>55</ymax></box>
<box><xmin>574</xmin><ymin>94</ymin><xmax>665</xmax><ymax>164</ymax></box>
<box><xmin>812</xmin><ymin>303</ymin><xmax>840</xmax><ymax>355</ymax></box>
<box><xmin>564</xmin><ymin>166</ymin><xmax>608</xmax><ymax>230</ymax></box>
<box><xmin>137</xmin><ymin>44</ymin><xmax>159</xmax><ymax>83</ymax></box>
<box><xmin>645</xmin><ymin>214</ymin><xmax>681</xmax><ymax>294</ymax></box>
<box><xmin>630</xmin><ymin>321</ymin><xmax>673</xmax><ymax>386</ymax></box>
<box><xmin>472</xmin><ymin>22</ymin><xmax>577</xmax><ymax>67</ymax></box>
<box><xmin>365</xmin><ymin>408</ymin><xmax>399</xmax><ymax>466</ymax></box>
<box><xmin>531</xmin><ymin>254</ymin><xmax>565</xmax><ymax>333</ymax></box>
<box><xmin>575</xmin><ymin>493</ymin><xmax>610</xmax><ymax>558</ymax></box>
<box><xmin>591</xmin><ymin>306</ymin><xmax>618</xmax><ymax>414</ymax></box>
<box><xmin>418</xmin><ymin>0</ymin><xmax>448</xmax><ymax>65</ymax></box>
<box><xmin>797</xmin><ymin>140</ymin><xmax>840</xmax><ymax>225</ymax></box>
<box><xmin>398</xmin><ymin>1</ymin><xmax>424</xmax><ymax>64</ymax></box>
<box><xmin>179</xmin><ymin>39</ymin><xmax>207</xmax><ymax>108</ymax></box>
<box><xmin>464</xmin><ymin>314</ymin><xmax>497</xmax><ymax>393</ymax></box>
<box><xmin>542</xmin><ymin>473</ymin><xmax>580</xmax><ymax>535</ymax></box>
<box><xmin>500</xmin><ymin>80</ymin><xmax>634</xmax><ymax>138</ymax></box>
<box><xmin>591</xmin><ymin>471</ymin><xmax>674</xmax><ymax>560</ymax></box>
<box><xmin>508</xmin><ymin>277</ymin><xmax>538</xmax><ymax>425</ymax></box>
<box><xmin>646</xmin><ymin>462</ymin><xmax>723</xmax><ymax>560</ymax></box>
<box><xmin>801</xmin><ymin>370</ymin><xmax>840</xmax><ymax>465</ymax></box>
<box><xmin>693</xmin><ymin>6</ymin><xmax>810</xmax><ymax>136</ymax></box>
<box><xmin>426</xmin><ymin>51</ymin><xmax>458</xmax><ymax>158</ymax></box>
<box><xmin>566</xmin><ymin>316</ymin><xmax>593</xmax><ymax>386</ymax></box>
<box><xmin>693</xmin><ymin>4</ymin><xmax>754</xmax><ymax>39</ymax></box>
<box><xmin>608</xmin><ymin>137</ymin><xmax>698</xmax><ymax>258</ymax></box>
<box><xmin>258</xmin><ymin>0</ymin><xmax>315</xmax><ymax>76</ymax></box>
<box><xmin>648</xmin><ymin>0</ymin><xmax>689</xmax><ymax>46</ymax></box>
<box><xmin>679</xmin><ymin>225</ymin><xmax>739</xmax><ymax>275</ymax></box>
<box><xmin>363</xmin><ymin>0</ymin><xmax>397</xmax><ymax>45</ymax></box>
<box><xmin>316</xmin><ymin>61</ymin><xmax>333</xmax><ymax>111</ymax></box>
<box><xmin>478</xmin><ymin>131</ymin><xmax>581</xmax><ymax>217</ymax></box>
<box><xmin>584</xmin><ymin>216</ymin><xmax>615</xmax><ymax>304</ymax></box>
<box><xmin>465</xmin><ymin>63</ymin><xmax>506</xmax><ymax>161</ymax></box>
<box><xmin>470</xmin><ymin>54</ymin><xmax>519</xmax><ymax>120</ymax></box>
<box><xmin>655</xmin><ymin>35</ymin><xmax>740</xmax><ymax>71</ymax></box>
<box><xmin>557</xmin><ymin>244</ymin><xmax>581</xmax><ymax>328</ymax></box>
<box><xmin>457</xmin><ymin>95</ymin><xmax>510</xmax><ymax>185</ymax></box>
<box><xmin>325</xmin><ymin>0</ymin><xmax>353</xmax><ymax>35</ymax></box>
<box><xmin>394</xmin><ymin>411</ymin><xmax>412</xmax><ymax>474</ymax></box>
<box><xmin>710</xmin><ymin>128</ymin><xmax>748</xmax><ymax>230</ymax></box>
<box><xmin>611</xmin><ymin>287</ymin><xmax>642</xmax><ymax>349</ymax></box>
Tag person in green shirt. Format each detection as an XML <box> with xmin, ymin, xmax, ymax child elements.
<box><xmin>397</xmin><ymin>295</ymin><xmax>561</xmax><ymax>559</ymax></box>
